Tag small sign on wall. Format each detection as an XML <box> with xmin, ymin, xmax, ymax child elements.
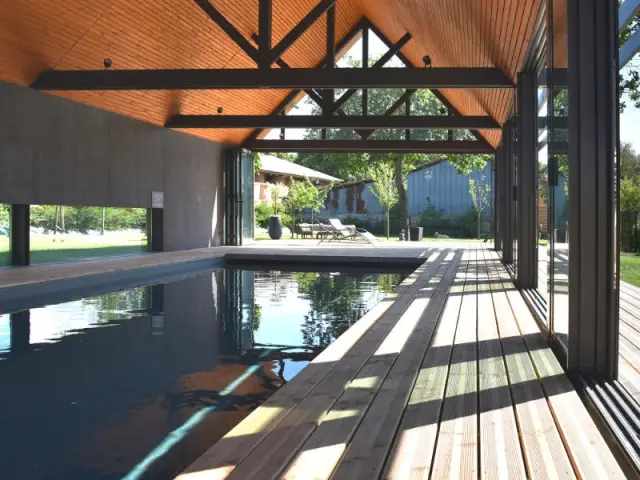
<box><xmin>151</xmin><ymin>191</ymin><xmax>164</xmax><ymax>209</ymax></box>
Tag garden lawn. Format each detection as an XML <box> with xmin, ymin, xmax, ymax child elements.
<box><xmin>0</xmin><ymin>235</ymin><xmax>146</xmax><ymax>265</ymax></box>
<box><xmin>621</xmin><ymin>253</ymin><xmax>640</xmax><ymax>287</ymax></box>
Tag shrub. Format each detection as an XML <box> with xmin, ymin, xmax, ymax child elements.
<box><xmin>255</xmin><ymin>202</ymin><xmax>274</xmax><ymax>228</ymax></box>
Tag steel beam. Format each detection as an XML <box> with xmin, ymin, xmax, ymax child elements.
<box><xmin>31</xmin><ymin>67</ymin><xmax>515</xmax><ymax>91</ymax></box>
<box><xmin>567</xmin><ymin>0</ymin><xmax>618</xmax><ymax>377</ymax></box>
<box><xmin>194</xmin><ymin>0</ymin><xmax>259</xmax><ymax>64</ymax></box>
<box><xmin>166</xmin><ymin>114</ymin><xmax>500</xmax><ymax>129</ymax></box>
<box><xmin>269</xmin><ymin>0</ymin><xmax>335</xmax><ymax>64</ymax></box>
<box><xmin>242</xmin><ymin>139</ymin><xmax>494</xmax><ymax>153</ymax></box>
<box><xmin>259</xmin><ymin>0</ymin><xmax>272</xmax><ymax>69</ymax></box>
<box><xmin>516</xmin><ymin>71</ymin><xmax>538</xmax><ymax>289</ymax></box>
<box><xmin>10</xmin><ymin>204</ymin><xmax>30</xmax><ymax>266</ymax></box>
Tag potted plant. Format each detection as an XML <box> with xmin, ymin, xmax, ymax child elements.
<box><xmin>268</xmin><ymin>183</ymin><xmax>285</xmax><ymax>240</ymax></box>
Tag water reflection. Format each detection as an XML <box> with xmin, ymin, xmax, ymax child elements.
<box><xmin>0</xmin><ymin>267</ymin><xmax>403</xmax><ymax>479</ymax></box>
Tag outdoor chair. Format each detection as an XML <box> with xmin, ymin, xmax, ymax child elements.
<box><xmin>320</xmin><ymin>218</ymin><xmax>380</xmax><ymax>245</ymax></box>
<box><xmin>296</xmin><ymin>223</ymin><xmax>314</xmax><ymax>239</ymax></box>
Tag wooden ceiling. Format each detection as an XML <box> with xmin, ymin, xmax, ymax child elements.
<box><xmin>0</xmin><ymin>0</ymin><xmax>543</xmax><ymax>148</ymax></box>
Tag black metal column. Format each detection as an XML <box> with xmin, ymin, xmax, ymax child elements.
<box><xmin>148</xmin><ymin>208</ymin><xmax>164</xmax><ymax>252</ymax></box>
<box><xmin>494</xmin><ymin>146</ymin><xmax>503</xmax><ymax>252</ymax></box>
<box><xmin>567</xmin><ymin>0</ymin><xmax>618</xmax><ymax>376</ymax></box>
<box><xmin>501</xmin><ymin>121</ymin><xmax>514</xmax><ymax>264</ymax></box>
<box><xmin>517</xmin><ymin>71</ymin><xmax>538</xmax><ymax>288</ymax></box>
<box><xmin>10</xmin><ymin>204</ymin><xmax>30</xmax><ymax>266</ymax></box>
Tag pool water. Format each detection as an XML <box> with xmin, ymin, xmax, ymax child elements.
<box><xmin>0</xmin><ymin>268</ymin><xmax>405</xmax><ymax>479</ymax></box>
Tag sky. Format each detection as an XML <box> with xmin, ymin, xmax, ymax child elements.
<box><xmin>267</xmin><ymin>34</ymin><xmax>640</xmax><ymax>153</ymax></box>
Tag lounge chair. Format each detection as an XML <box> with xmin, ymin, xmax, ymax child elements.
<box><xmin>320</xmin><ymin>218</ymin><xmax>379</xmax><ymax>245</ymax></box>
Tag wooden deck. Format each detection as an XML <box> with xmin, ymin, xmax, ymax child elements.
<box><xmin>177</xmin><ymin>246</ymin><xmax>625</xmax><ymax>480</ymax></box>
<box><xmin>618</xmin><ymin>280</ymin><xmax>640</xmax><ymax>404</ymax></box>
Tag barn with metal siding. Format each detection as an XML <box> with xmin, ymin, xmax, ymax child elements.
<box><xmin>320</xmin><ymin>160</ymin><xmax>493</xmax><ymax>220</ymax></box>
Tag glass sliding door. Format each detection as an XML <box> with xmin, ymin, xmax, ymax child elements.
<box><xmin>241</xmin><ymin>150</ymin><xmax>255</xmax><ymax>244</ymax></box>
<box><xmin>549</xmin><ymin>0</ymin><xmax>569</xmax><ymax>349</ymax></box>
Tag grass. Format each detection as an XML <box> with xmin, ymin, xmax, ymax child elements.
<box><xmin>621</xmin><ymin>252</ymin><xmax>640</xmax><ymax>287</ymax></box>
<box><xmin>0</xmin><ymin>235</ymin><xmax>146</xmax><ymax>265</ymax></box>
<box><xmin>254</xmin><ymin>232</ymin><xmax>481</xmax><ymax>242</ymax></box>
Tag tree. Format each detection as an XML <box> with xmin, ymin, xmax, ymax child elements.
<box><xmin>368</xmin><ymin>162</ymin><xmax>399</xmax><ymax>238</ymax></box>
<box><xmin>294</xmin><ymin>55</ymin><xmax>490</xmax><ymax>237</ymax></box>
<box><xmin>469</xmin><ymin>174</ymin><xmax>492</xmax><ymax>238</ymax></box>
<box><xmin>284</xmin><ymin>178</ymin><xmax>332</xmax><ymax>236</ymax></box>
<box><xmin>269</xmin><ymin>183</ymin><xmax>285</xmax><ymax>215</ymax></box>
<box><xmin>620</xmin><ymin>1</ymin><xmax>640</xmax><ymax>111</ymax></box>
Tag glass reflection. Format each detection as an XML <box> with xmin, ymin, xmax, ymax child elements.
<box><xmin>550</xmin><ymin>0</ymin><xmax>569</xmax><ymax>348</ymax></box>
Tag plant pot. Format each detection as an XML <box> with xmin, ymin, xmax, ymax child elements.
<box><xmin>409</xmin><ymin>226</ymin><xmax>424</xmax><ymax>241</ymax></box>
<box><xmin>268</xmin><ymin>215</ymin><xmax>283</xmax><ymax>240</ymax></box>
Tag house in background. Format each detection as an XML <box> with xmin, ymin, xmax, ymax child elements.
<box><xmin>255</xmin><ymin>154</ymin><xmax>341</xmax><ymax>203</ymax></box>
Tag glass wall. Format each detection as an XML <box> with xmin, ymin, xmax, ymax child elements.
<box><xmin>241</xmin><ymin>150</ymin><xmax>255</xmax><ymax>244</ymax></box>
<box><xmin>549</xmin><ymin>0</ymin><xmax>569</xmax><ymax>349</ymax></box>
<box><xmin>29</xmin><ymin>205</ymin><xmax>147</xmax><ymax>264</ymax></box>
<box><xmin>0</xmin><ymin>203</ymin><xmax>8</xmax><ymax>266</ymax></box>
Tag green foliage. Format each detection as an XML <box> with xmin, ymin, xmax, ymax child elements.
<box><xmin>620</xmin><ymin>0</ymin><xmax>640</xmax><ymax>111</ymax></box>
<box><xmin>254</xmin><ymin>202</ymin><xmax>292</xmax><ymax>229</ymax></box>
<box><xmin>621</xmin><ymin>178</ymin><xmax>640</xmax><ymax>212</ymax></box>
<box><xmin>254</xmin><ymin>152</ymin><xmax>262</xmax><ymax>174</ymax></box>
<box><xmin>0</xmin><ymin>204</ymin><xmax>9</xmax><ymax>227</ymax></box>
<box><xmin>368</xmin><ymin>162</ymin><xmax>399</xmax><ymax>238</ymax></box>
<box><xmin>268</xmin><ymin>183</ymin><xmax>285</xmax><ymax>214</ymax></box>
<box><xmin>255</xmin><ymin>202</ymin><xmax>274</xmax><ymax>228</ymax></box>
<box><xmin>30</xmin><ymin>205</ymin><xmax>146</xmax><ymax>234</ymax></box>
<box><xmin>418</xmin><ymin>198</ymin><xmax>477</xmax><ymax>238</ymax></box>
<box><xmin>469</xmin><ymin>174</ymin><xmax>491</xmax><ymax>238</ymax></box>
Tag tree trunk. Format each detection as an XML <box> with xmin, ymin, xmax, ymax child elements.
<box><xmin>385</xmin><ymin>208</ymin><xmax>390</xmax><ymax>239</ymax></box>
<box><xmin>394</xmin><ymin>156</ymin><xmax>409</xmax><ymax>240</ymax></box>
<box><xmin>477</xmin><ymin>211</ymin><xmax>481</xmax><ymax>239</ymax></box>
<box><xmin>101</xmin><ymin>207</ymin><xmax>106</xmax><ymax>236</ymax></box>
<box><xmin>54</xmin><ymin>205</ymin><xmax>59</xmax><ymax>236</ymax></box>
<box><xmin>60</xmin><ymin>206</ymin><xmax>65</xmax><ymax>234</ymax></box>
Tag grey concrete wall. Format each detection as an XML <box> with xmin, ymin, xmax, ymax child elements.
<box><xmin>0</xmin><ymin>81</ymin><xmax>225</xmax><ymax>249</ymax></box>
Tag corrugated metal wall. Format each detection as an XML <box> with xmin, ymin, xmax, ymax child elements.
<box><xmin>320</xmin><ymin>161</ymin><xmax>494</xmax><ymax>220</ymax></box>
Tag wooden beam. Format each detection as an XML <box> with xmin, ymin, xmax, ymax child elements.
<box><xmin>193</xmin><ymin>0</ymin><xmax>259</xmax><ymax>64</ymax></box>
<box><xmin>32</xmin><ymin>67</ymin><xmax>515</xmax><ymax>91</ymax></box>
<box><xmin>166</xmin><ymin>114</ymin><xmax>501</xmax><ymax>129</ymax></box>
<box><xmin>243</xmin><ymin>139</ymin><xmax>495</xmax><ymax>153</ymax></box>
<box><xmin>269</xmin><ymin>0</ymin><xmax>335</xmax><ymax>65</ymax></box>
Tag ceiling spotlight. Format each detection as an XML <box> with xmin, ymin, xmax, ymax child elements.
<box><xmin>104</xmin><ymin>58</ymin><xmax>112</xmax><ymax>69</ymax></box>
<box><xmin>422</xmin><ymin>55</ymin><xmax>432</xmax><ymax>68</ymax></box>
<box><xmin>217</xmin><ymin>107</ymin><xmax>223</xmax><ymax>114</ymax></box>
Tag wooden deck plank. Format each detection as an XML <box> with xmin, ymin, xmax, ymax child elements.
<box><xmin>499</xmin><ymin>253</ymin><xmax>626</xmax><ymax>479</ymax></box>
<box><xmin>486</xmin><ymin>251</ymin><xmax>576</xmax><ymax>480</ymax></box>
<box><xmin>430</xmin><ymin>247</ymin><xmax>479</xmax><ymax>479</ymax></box>
<box><xmin>176</xmin><ymin>245</ymin><xmax>625</xmax><ymax>480</ymax></box>
<box><xmin>325</xmin><ymin>250</ymin><xmax>463</xmax><ymax>480</ymax></box>
<box><xmin>382</xmin><ymin>252</ymin><xmax>469</xmax><ymax>479</ymax></box>
<box><xmin>477</xmin><ymin>248</ymin><xmax>527</xmax><ymax>479</ymax></box>
<box><xmin>204</xmin><ymin>252</ymin><xmax>451</xmax><ymax>480</ymax></box>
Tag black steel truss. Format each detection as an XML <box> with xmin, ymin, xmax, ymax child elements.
<box><xmin>166</xmin><ymin>114</ymin><xmax>500</xmax><ymax>129</ymax></box>
<box><xmin>31</xmin><ymin>67</ymin><xmax>512</xmax><ymax>91</ymax></box>
<box><xmin>244</xmin><ymin>139</ymin><xmax>495</xmax><ymax>153</ymax></box>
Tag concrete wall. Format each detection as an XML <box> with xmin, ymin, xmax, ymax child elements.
<box><xmin>0</xmin><ymin>81</ymin><xmax>225</xmax><ymax>250</ymax></box>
